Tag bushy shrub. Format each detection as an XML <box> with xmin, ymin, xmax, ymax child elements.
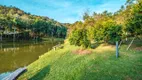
<box><xmin>69</xmin><ymin>28</ymin><xmax>91</xmax><ymax>48</ymax></box>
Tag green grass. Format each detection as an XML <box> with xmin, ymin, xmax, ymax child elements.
<box><xmin>18</xmin><ymin>41</ymin><xmax>142</xmax><ymax>80</ymax></box>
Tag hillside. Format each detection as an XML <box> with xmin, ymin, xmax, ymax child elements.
<box><xmin>18</xmin><ymin>39</ymin><xmax>142</xmax><ymax>80</ymax></box>
<box><xmin>0</xmin><ymin>5</ymin><xmax>67</xmax><ymax>41</ymax></box>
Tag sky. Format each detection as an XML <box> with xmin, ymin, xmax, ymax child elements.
<box><xmin>0</xmin><ymin>0</ymin><xmax>126</xmax><ymax>23</ymax></box>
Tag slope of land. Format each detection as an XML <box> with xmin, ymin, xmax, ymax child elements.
<box><xmin>18</xmin><ymin>40</ymin><xmax>142</xmax><ymax>80</ymax></box>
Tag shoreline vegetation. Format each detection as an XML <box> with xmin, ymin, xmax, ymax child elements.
<box><xmin>0</xmin><ymin>37</ymin><xmax>65</xmax><ymax>43</ymax></box>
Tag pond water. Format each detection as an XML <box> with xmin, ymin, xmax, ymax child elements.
<box><xmin>0</xmin><ymin>40</ymin><xmax>62</xmax><ymax>74</ymax></box>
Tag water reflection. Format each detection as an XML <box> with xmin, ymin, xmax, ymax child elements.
<box><xmin>0</xmin><ymin>41</ymin><xmax>61</xmax><ymax>73</ymax></box>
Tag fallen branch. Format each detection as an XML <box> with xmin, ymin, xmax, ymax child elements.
<box><xmin>127</xmin><ymin>37</ymin><xmax>136</xmax><ymax>50</ymax></box>
<box><xmin>118</xmin><ymin>40</ymin><xmax>123</xmax><ymax>48</ymax></box>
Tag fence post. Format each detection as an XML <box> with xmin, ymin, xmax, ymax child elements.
<box><xmin>116</xmin><ymin>41</ymin><xmax>119</xmax><ymax>58</ymax></box>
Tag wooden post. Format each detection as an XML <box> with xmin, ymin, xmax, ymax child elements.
<box><xmin>116</xmin><ymin>41</ymin><xmax>119</xmax><ymax>58</ymax></box>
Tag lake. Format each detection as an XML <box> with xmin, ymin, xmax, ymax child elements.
<box><xmin>0</xmin><ymin>40</ymin><xmax>62</xmax><ymax>74</ymax></box>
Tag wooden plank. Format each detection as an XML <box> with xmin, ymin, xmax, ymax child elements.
<box><xmin>3</xmin><ymin>67</ymin><xmax>27</xmax><ymax>80</ymax></box>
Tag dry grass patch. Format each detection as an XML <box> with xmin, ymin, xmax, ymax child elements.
<box><xmin>134</xmin><ymin>46</ymin><xmax>142</xmax><ymax>51</ymax></box>
<box><xmin>94</xmin><ymin>44</ymin><xmax>115</xmax><ymax>53</ymax></box>
<box><xmin>72</xmin><ymin>49</ymin><xmax>92</xmax><ymax>55</ymax></box>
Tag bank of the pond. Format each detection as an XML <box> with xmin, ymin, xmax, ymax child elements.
<box><xmin>42</xmin><ymin>37</ymin><xmax>65</xmax><ymax>42</ymax></box>
<box><xmin>18</xmin><ymin>41</ymin><xmax>142</xmax><ymax>80</ymax></box>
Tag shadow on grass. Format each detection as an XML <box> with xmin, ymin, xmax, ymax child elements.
<box><xmin>29</xmin><ymin>65</ymin><xmax>50</xmax><ymax>80</ymax></box>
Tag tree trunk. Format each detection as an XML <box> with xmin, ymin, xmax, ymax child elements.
<box><xmin>125</xmin><ymin>32</ymin><xmax>128</xmax><ymax>41</ymax></box>
<box><xmin>0</xmin><ymin>43</ymin><xmax>2</xmax><ymax>50</ymax></box>
<box><xmin>13</xmin><ymin>28</ymin><xmax>16</xmax><ymax>42</ymax></box>
<box><xmin>0</xmin><ymin>33</ymin><xmax>2</xmax><ymax>41</ymax></box>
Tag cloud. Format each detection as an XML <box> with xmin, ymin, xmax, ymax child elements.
<box><xmin>93</xmin><ymin>0</ymin><xmax>126</xmax><ymax>13</ymax></box>
<box><xmin>61</xmin><ymin>17</ymin><xmax>81</xmax><ymax>23</ymax></box>
<box><xmin>0</xmin><ymin>0</ymin><xmax>126</xmax><ymax>23</ymax></box>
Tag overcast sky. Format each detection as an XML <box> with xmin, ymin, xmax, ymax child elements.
<box><xmin>0</xmin><ymin>0</ymin><xmax>126</xmax><ymax>23</ymax></box>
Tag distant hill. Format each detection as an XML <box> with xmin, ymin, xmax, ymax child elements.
<box><xmin>0</xmin><ymin>5</ymin><xmax>67</xmax><ymax>41</ymax></box>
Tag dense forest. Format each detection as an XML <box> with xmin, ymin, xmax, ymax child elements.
<box><xmin>68</xmin><ymin>0</ymin><xmax>142</xmax><ymax>48</ymax></box>
<box><xmin>0</xmin><ymin>5</ymin><xmax>67</xmax><ymax>41</ymax></box>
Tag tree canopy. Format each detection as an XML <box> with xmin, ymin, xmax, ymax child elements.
<box><xmin>68</xmin><ymin>0</ymin><xmax>142</xmax><ymax>48</ymax></box>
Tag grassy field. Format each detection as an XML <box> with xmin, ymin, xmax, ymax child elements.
<box><xmin>18</xmin><ymin>40</ymin><xmax>142</xmax><ymax>80</ymax></box>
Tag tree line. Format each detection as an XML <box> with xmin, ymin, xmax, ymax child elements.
<box><xmin>68</xmin><ymin>0</ymin><xmax>142</xmax><ymax>48</ymax></box>
<box><xmin>0</xmin><ymin>5</ymin><xmax>67</xmax><ymax>41</ymax></box>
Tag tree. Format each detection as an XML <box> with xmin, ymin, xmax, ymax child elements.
<box><xmin>69</xmin><ymin>28</ymin><xmax>91</xmax><ymax>48</ymax></box>
<box><xmin>103</xmin><ymin>20</ymin><xmax>122</xmax><ymax>43</ymax></box>
<box><xmin>126</xmin><ymin>0</ymin><xmax>142</xmax><ymax>36</ymax></box>
<box><xmin>83</xmin><ymin>9</ymin><xmax>90</xmax><ymax>21</ymax></box>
